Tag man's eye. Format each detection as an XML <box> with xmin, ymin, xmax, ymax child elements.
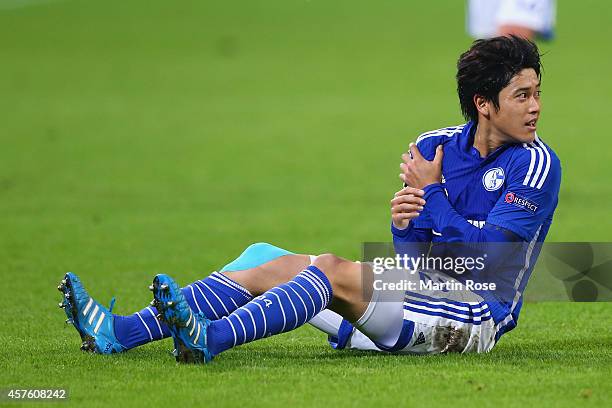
<box><xmin>517</xmin><ymin>92</ymin><xmax>527</xmax><ymax>99</ymax></box>
<box><xmin>535</xmin><ymin>90</ymin><xmax>542</xmax><ymax>97</ymax></box>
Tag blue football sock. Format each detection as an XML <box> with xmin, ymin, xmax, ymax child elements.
<box><xmin>114</xmin><ymin>272</ymin><xmax>253</xmax><ymax>349</ymax></box>
<box><xmin>182</xmin><ymin>272</ymin><xmax>253</xmax><ymax>319</ymax></box>
<box><xmin>207</xmin><ymin>265</ymin><xmax>333</xmax><ymax>356</ymax></box>
<box><xmin>113</xmin><ymin>242</ymin><xmax>294</xmax><ymax>350</ymax></box>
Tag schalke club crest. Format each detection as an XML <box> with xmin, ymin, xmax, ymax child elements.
<box><xmin>482</xmin><ymin>167</ymin><xmax>505</xmax><ymax>191</ymax></box>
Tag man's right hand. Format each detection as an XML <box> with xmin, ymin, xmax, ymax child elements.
<box><xmin>390</xmin><ymin>186</ymin><xmax>426</xmax><ymax>230</ymax></box>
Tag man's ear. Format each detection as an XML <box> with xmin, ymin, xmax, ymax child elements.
<box><xmin>474</xmin><ymin>94</ymin><xmax>490</xmax><ymax>118</ymax></box>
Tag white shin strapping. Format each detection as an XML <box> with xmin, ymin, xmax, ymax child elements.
<box><xmin>306</xmin><ymin>255</ymin><xmax>405</xmax><ymax>350</ymax></box>
<box><xmin>353</xmin><ymin>273</ymin><xmax>405</xmax><ymax>349</ymax></box>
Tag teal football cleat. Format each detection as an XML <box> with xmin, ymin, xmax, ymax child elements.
<box><xmin>57</xmin><ymin>272</ymin><xmax>126</xmax><ymax>354</ymax></box>
<box><xmin>151</xmin><ymin>274</ymin><xmax>213</xmax><ymax>364</ymax></box>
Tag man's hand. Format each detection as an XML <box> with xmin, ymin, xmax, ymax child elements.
<box><xmin>399</xmin><ymin>143</ymin><xmax>444</xmax><ymax>189</ymax></box>
<box><xmin>390</xmin><ymin>186</ymin><xmax>426</xmax><ymax>230</ymax></box>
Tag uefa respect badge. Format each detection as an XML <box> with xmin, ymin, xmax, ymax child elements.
<box><xmin>504</xmin><ymin>191</ymin><xmax>539</xmax><ymax>213</ymax></box>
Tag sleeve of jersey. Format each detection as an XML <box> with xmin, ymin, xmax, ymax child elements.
<box><xmin>422</xmin><ymin>149</ymin><xmax>561</xmax><ymax>242</ymax></box>
<box><xmin>486</xmin><ymin>149</ymin><xmax>562</xmax><ymax>241</ymax></box>
<box><xmin>421</xmin><ymin>185</ymin><xmax>520</xmax><ymax>243</ymax></box>
<box><xmin>391</xmin><ymin>222</ymin><xmax>432</xmax><ymax>243</ymax></box>
<box><xmin>391</xmin><ymin>186</ymin><xmax>434</xmax><ymax>259</ymax></box>
<box><xmin>396</xmin><ymin>134</ymin><xmax>437</xmax><ymax>233</ymax></box>
<box><xmin>391</xmin><ymin>223</ymin><xmax>432</xmax><ymax>268</ymax></box>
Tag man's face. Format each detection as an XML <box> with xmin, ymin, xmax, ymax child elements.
<box><xmin>488</xmin><ymin>68</ymin><xmax>541</xmax><ymax>144</ymax></box>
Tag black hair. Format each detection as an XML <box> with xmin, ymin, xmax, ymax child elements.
<box><xmin>456</xmin><ymin>35</ymin><xmax>541</xmax><ymax>123</ymax></box>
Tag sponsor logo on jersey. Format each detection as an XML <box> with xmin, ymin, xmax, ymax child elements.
<box><xmin>441</xmin><ymin>174</ymin><xmax>449</xmax><ymax>197</ymax></box>
<box><xmin>467</xmin><ymin>219</ymin><xmax>486</xmax><ymax>229</ymax></box>
<box><xmin>504</xmin><ymin>191</ymin><xmax>538</xmax><ymax>213</ymax></box>
<box><xmin>434</xmin><ymin>219</ymin><xmax>485</xmax><ymax>236</ymax></box>
<box><xmin>482</xmin><ymin>167</ymin><xmax>505</xmax><ymax>191</ymax></box>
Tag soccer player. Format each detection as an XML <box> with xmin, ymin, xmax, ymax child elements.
<box><xmin>467</xmin><ymin>0</ymin><xmax>556</xmax><ymax>40</ymax></box>
<box><xmin>58</xmin><ymin>35</ymin><xmax>561</xmax><ymax>362</ymax></box>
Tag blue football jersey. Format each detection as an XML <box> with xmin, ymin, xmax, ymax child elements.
<box><xmin>394</xmin><ymin>121</ymin><xmax>562</xmax><ymax>341</ymax></box>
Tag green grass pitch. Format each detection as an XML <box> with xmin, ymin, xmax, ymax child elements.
<box><xmin>0</xmin><ymin>0</ymin><xmax>611</xmax><ymax>406</ymax></box>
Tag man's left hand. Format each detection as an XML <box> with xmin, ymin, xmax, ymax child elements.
<box><xmin>400</xmin><ymin>143</ymin><xmax>444</xmax><ymax>189</ymax></box>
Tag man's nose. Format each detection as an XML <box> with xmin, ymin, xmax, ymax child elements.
<box><xmin>529</xmin><ymin>96</ymin><xmax>541</xmax><ymax>113</ymax></box>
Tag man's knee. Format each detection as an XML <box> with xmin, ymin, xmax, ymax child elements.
<box><xmin>311</xmin><ymin>254</ymin><xmax>368</xmax><ymax>321</ymax></box>
<box><xmin>311</xmin><ymin>253</ymin><xmax>346</xmax><ymax>272</ymax></box>
<box><xmin>312</xmin><ymin>254</ymin><xmax>360</xmax><ymax>292</ymax></box>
